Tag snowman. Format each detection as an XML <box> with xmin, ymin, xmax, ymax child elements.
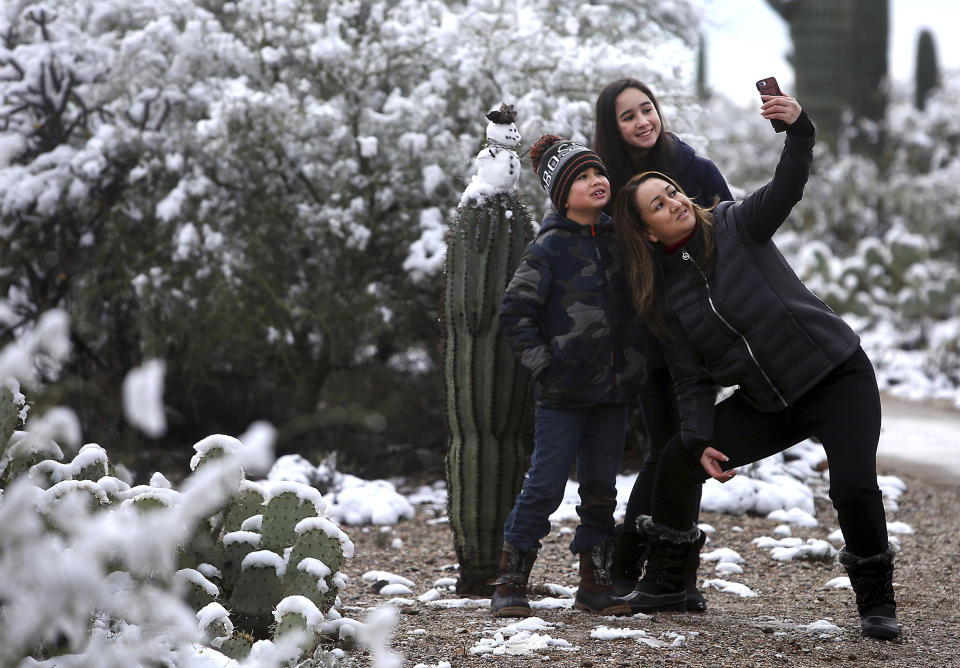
<box><xmin>472</xmin><ymin>103</ymin><xmax>522</xmax><ymax>192</ymax></box>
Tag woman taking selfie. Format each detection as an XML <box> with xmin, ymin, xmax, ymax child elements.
<box><xmin>593</xmin><ymin>78</ymin><xmax>732</xmax><ymax>610</ymax></box>
<box><xmin>610</xmin><ymin>93</ymin><xmax>899</xmax><ymax>640</ymax></box>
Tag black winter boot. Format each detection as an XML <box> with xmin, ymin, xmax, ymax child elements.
<box><xmin>684</xmin><ymin>527</ymin><xmax>707</xmax><ymax>612</ymax></box>
<box><xmin>574</xmin><ymin>540</ymin><xmax>631</xmax><ymax>616</ymax></box>
<box><xmin>611</xmin><ymin>520</ymin><xmax>648</xmax><ymax>596</ymax></box>
<box><xmin>490</xmin><ymin>542</ymin><xmax>538</xmax><ymax>618</ymax></box>
<box><xmin>621</xmin><ymin>518</ymin><xmax>699</xmax><ymax>613</ymax></box>
<box><xmin>838</xmin><ymin>545</ymin><xmax>899</xmax><ymax>640</ymax></box>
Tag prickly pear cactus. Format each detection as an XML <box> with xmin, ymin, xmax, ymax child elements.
<box><xmin>228</xmin><ymin>550</ymin><xmax>285</xmax><ymax>637</ymax></box>
<box><xmin>798</xmin><ymin>226</ymin><xmax>960</xmax><ymax>320</ymax></box>
<box><xmin>0</xmin><ymin>431</ymin><xmax>63</xmax><ymax>488</ymax></box>
<box><xmin>0</xmin><ymin>430</ymin><xmax>354</xmax><ymax>665</ymax></box>
<box><xmin>442</xmin><ymin>103</ymin><xmax>536</xmax><ymax>594</ymax></box>
<box><xmin>176</xmin><ymin>448</ymin><xmax>353</xmax><ymax>658</ymax></box>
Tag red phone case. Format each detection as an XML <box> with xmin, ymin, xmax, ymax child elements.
<box><xmin>756</xmin><ymin>77</ymin><xmax>788</xmax><ymax>133</ymax></box>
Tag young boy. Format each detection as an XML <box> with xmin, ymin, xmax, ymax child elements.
<box><xmin>494</xmin><ymin>135</ymin><xmax>646</xmax><ymax>617</ymax></box>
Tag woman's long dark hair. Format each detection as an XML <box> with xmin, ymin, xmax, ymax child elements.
<box><xmin>613</xmin><ymin>171</ymin><xmax>716</xmax><ymax>340</ymax></box>
<box><xmin>593</xmin><ymin>78</ymin><xmax>677</xmax><ymax>212</ymax></box>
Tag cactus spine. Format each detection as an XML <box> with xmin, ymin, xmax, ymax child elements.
<box><xmin>443</xmin><ymin>104</ymin><xmax>535</xmax><ymax>594</ymax></box>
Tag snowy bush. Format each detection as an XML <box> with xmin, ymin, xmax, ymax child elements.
<box><xmin>0</xmin><ymin>0</ymin><xmax>701</xmax><ymax>460</ymax></box>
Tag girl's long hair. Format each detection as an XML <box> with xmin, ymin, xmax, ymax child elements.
<box><xmin>593</xmin><ymin>78</ymin><xmax>677</xmax><ymax>212</ymax></box>
<box><xmin>613</xmin><ymin>171</ymin><xmax>717</xmax><ymax>340</ymax></box>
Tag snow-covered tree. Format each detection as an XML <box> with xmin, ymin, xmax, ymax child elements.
<box><xmin>0</xmin><ymin>0</ymin><xmax>701</xmax><ymax>459</ymax></box>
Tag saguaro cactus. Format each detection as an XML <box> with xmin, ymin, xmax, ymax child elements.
<box><xmin>767</xmin><ymin>0</ymin><xmax>889</xmax><ymax>150</ymax></box>
<box><xmin>443</xmin><ymin>104</ymin><xmax>535</xmax><ymax>594</ymax></box>
<box><xmin>914</xmin><ymin>29</ymin><xmax>940</xmax><ymax>111</ymax></box>
<box><xmin>696</xmin><ymin>33</ymin><xmax>710</xmax><ymax>102</ymax></box>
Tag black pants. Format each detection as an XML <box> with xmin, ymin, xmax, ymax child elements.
<box><xmin>623</xmin><ymin>363</ymin><xmax>702</xmax><ymax>529</ymax></box>
<box><xmin>652</xmin><ymin>347</ymin><xmax>888</xmax><ymax>557</ymax></box>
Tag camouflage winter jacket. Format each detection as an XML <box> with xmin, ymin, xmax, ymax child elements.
<box><xmin>499</xmin><ymin>212</ymin><xmax>649</xmax><ymax>409</ymax></box>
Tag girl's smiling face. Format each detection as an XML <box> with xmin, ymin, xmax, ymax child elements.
<box><xmin>634</xmin><ymin>177</ymin><xmax>695</xmax><ymax>245</ymax></box>
<box><xmin>614</xmin><ymin>87</ymin><xmax>662</xmax><ymax>154</ymax></box>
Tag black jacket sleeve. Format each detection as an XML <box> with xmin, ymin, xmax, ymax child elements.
<box><xmin>730</xmin><ymin>110</ymin><xmax>815</xmax><ymax>243</ymax></box>
<box><xmin>662</xmin><ymin>309</ymin><xmax>718</xmax><ymax>459</ymax></box>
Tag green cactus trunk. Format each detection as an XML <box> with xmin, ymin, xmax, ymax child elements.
<box><xmin>443</xmin><ymin>191</ymin><xmax>535</xmax><ymax>594</ymax></box>
<box><xmin>767</xmin><ymin>0</ymin><xmax>888</xmax><ymax>151</ymax></box>
<box><xmin>696</xmin><ymin>33</ymin><xmax>710</xmax><ymax>102</ymax></box>
<box><xmin>915</xmin><ymin>29</ymin><xmax>939</xmax><ymax>111</ymax></box>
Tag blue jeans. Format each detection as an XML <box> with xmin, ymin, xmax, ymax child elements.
<box><xmin>503</xmin><ymin>404</ymin><xmax>627</xmax><ymax>555</ymax></box>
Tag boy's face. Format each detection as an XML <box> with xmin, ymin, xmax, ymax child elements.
<box><xmin>565</xmin><ymin>167</ymin><xmax>610</xmax><ymax>219</ymax></box>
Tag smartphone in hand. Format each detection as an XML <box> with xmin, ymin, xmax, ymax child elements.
<box><xmin>756</xmin><ymin>77</ymin><xmax>788</xmax><ymax>133</ymax></box>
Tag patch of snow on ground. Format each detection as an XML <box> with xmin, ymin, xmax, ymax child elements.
<box><xmin>703</xmin><ymin>579</ymin><xmax>757</xmax><ymax>597</ymax></box>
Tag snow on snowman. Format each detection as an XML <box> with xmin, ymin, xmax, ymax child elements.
<box><xmin>463</xmin><ymin>103</ymin><xmax>522</xmax><ymax>201</ymax></box>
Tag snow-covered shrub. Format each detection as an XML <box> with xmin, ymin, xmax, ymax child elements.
<box><xmin>0</xmin><ymin>0</ymin><xmax>701</xmax><ymax>464</ymax></box>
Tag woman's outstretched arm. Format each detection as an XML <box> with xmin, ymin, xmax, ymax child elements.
<box><xmin>729</xmin><ymin>97</ymin><xmax>815</xmax><ymax>243</ymax></box>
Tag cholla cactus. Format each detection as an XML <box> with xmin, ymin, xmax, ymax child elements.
<box><xmin>442</xmin><ymin>103</ymin><xmax>536</xmax><ymax>594</ymax></box>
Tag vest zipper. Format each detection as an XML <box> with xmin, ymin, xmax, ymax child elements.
<box><xmin>680</xmin><ymin>250</ymin><xmax>788</xmax><ymax>408</ymax></box>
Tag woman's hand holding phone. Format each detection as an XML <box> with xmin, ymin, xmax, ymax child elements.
<box><xmin>756</xmin><ymin>77</ymin><xmax>802</xmax><ymax>131</ymax></box>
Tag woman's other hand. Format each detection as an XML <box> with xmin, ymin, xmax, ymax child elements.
<box><xmin>760</xmin><ymin>95</ymin><xmax>802</xmax><ymax>126</ymax></box>
<box><xmin>700</xmin><ymin>446</ymin><xmax>737</xmax><ymax>483</ymax></box>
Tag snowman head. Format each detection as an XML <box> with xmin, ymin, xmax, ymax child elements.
<box><xmin>485</xmin><ymin>103</ymin><xmax>521</xmax><ymax>148</ymax></box>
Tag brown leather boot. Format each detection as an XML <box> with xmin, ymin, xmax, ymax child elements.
<box><xmin>490</xmin><ymin>542</ymin><xmax>538</xmax><ymax>617</ymax></box>
<box><xmin>574</xmin><ymin>540</ymin><xmax>631</xmax><ymax>615</ymax></box>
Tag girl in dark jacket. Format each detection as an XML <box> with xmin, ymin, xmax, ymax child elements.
<box><xmin>611</xmin><ymin>94</ymin><xmax>899</xmax><ymax>640</ymax></box>
<box><xmin>594</xmin><ymin>78</ymin><xmax>733</xmax><ymax>609</ymax></box>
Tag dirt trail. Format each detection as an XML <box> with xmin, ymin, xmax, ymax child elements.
<box><xmin>878</xmin><ymin>393</ymin><xmax>960</xmax><ymax>485</ymax></box>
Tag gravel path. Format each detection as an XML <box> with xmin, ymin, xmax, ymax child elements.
<box><xmin>335</xmin><ymin>466</ymin><xmax>960</xmax><ymax>667</ymax></box>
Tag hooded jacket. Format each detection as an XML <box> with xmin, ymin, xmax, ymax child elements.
<box><xmin>500</xmin><ymin>212</ymin><xmax>648</xmax><ymax>409</ymax></box>
<box><xmin>660</xmin><ymin>112</ymin><xmax>860</xmax><ymax>455</ymax></box>
<box><xmin>672</xmin><ymin>136</ymin><xmax>733</xmax><ymax>209</ymax></box>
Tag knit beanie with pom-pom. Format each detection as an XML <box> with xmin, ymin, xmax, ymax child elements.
<box><xmin>529</xmin><ymin>134</ymin><xmax>606</xmax><ymax>212</ymax></box>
